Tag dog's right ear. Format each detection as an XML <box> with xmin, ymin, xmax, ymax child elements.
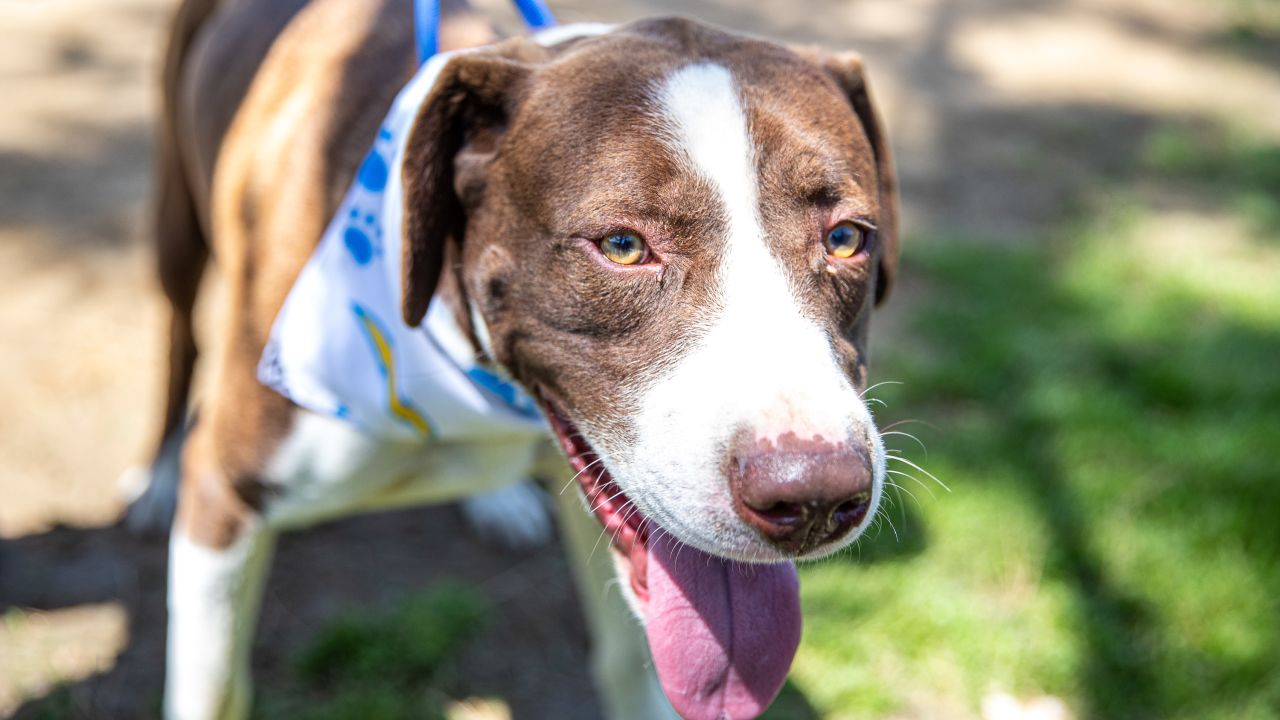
<box><xmin>400</xmin><ymin>40</ymin><xmax>545</xmax><ymax>327</ymax></box>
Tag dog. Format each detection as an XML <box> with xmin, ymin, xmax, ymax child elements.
<box><xmin>134</xmin><ymin>0</ymin><xmax>899</xmax><ymax>717</ymax></box>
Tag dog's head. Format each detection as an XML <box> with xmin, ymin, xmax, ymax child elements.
<box><xmin>401</xmin><ymin>18</ymin><xmax>898</xmax><ymax>719</ymax></box>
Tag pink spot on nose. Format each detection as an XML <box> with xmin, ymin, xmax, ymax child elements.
<box><xmin>727</xmin><ymin>431</ymin><xmax>873</xmax><ymax>553</ymax></box>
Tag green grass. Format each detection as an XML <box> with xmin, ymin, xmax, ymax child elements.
<box><xmin>255</xmin><ymin>584</ymin><xmax>488</xmax><ymax>720</ymax></box>
<box><xmin>1142</xmin><ymin>125</ymin><xmax>1280</xmax><ymax>237</ymax></box>
<box><xmin>783</xmin><ymin>196</ymin><xmax>1280</xmax><ymax>718</ymax></box>
<box><xmin>1216</xmin><ymin>0</ymin><xmax>1280</xmax><ymax>53</ymax></box>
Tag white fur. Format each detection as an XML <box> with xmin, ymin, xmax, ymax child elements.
<box><xmin>261</xmin><ymin>411</ymin><xmax>542</xmax><ymax>529</ymax></box>
<box><xmin>603</xmin><ymin>63</ymin><xmax>884</xmax><ymax>562</ymax></box>
<box><xmin>467</xmin><ymin>297</ymin><xmax>498</xmax><ymax>360</ymax></box>
<box><xmin>166</xmin><ymin>526</ymin><xmax>274</xmax><ymax>720</ymax></box>
<box><xmin>166</xmin><ymin>412</ymin><xmax>550</xmax><ymax>720</ymax></box>
<box><xmin>460</xmin><ymin>479</ymin><xmax>554</xmax><ymax>549</ymax></box>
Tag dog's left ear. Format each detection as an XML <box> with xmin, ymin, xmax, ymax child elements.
<box><xmin>795</xmin><ymin>49</ymin><xmax>899</xmax><ymax>306</ymax></box>
<box><xmin>400</xmin><ymin>39</ymin><xmax>546</xmax><ymax>326</ymax></box>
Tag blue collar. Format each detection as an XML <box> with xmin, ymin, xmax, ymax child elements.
<box><xmin>415</xmin><ymin>0</ymin><xmax>557</xmax><ymax>63</ymax></box>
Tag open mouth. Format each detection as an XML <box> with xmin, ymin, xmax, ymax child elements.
<box><xmin>542</xmin><ymin>399</ymin><xmax>652</xmax><ymax>602</ymax></box>
<box><xmin>539</xmin><ymin>394</ymin><xmax>805</xmax><ymax>720</ymax></box>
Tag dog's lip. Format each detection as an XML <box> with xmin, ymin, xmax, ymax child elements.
<box><xmin>535</xmin><ymin>393</ymin><xmax>805</xmax><ymax>718</ymax></box>
<box><xmin>537</xmin><ymin>391</ymin><xmax>651</xmax><ymax>600</ymax></box>
<box><xmin>535</xmin><ymin>390</ymin><xmax>827</xmax><ymax>566</ymax></box>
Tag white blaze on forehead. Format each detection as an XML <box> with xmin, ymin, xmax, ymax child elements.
<box><xmin>597</xmin><ymin>62</ymin><xmax>884</xmax><ymax>560</ymax></box>
<box><xmin>654</xmin><ymin>63</ymin><xmax>861</xmax><ymax>439</ymax></box>
<box><xmin>658</xmin><ymin>64</ymin><xmax>761</xmax><ymax>263</ymax></box>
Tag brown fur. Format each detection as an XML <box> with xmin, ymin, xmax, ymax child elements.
<box><xmin>401</xmin><ymin>18</ymin><xmax>897</xmax><ymax>453</ymax></box>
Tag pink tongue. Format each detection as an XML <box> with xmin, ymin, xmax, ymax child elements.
<box><xmin>643</xmin><ymin>533</ymin><xmax>802</xmax><ymax>720</ymax></box>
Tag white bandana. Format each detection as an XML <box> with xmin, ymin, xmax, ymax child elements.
<box><xmin>260</xmin><ymin>24</ymin><xmax>611</xmax><ymax>442</ymax></box>
<box><xmin>259</xmin><ymin>47</ymin><xmax>522</xmax><ymax>441</ymax></box>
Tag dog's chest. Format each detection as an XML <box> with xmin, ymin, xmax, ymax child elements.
<box><xmin>260</xmin><ymin>410</ymin><xmax>544</xmax><ymax>529</ymax></box>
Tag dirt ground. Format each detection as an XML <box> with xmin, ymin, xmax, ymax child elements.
<box><xmin>1</xmin><ymin>0</ymin><xmax>1275</xmax><ymax>717</ymax></box>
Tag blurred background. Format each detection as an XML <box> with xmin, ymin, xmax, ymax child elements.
<box><xmin>1</xmin><ymin>0</ymin><xmax>1277</xmax><ymax>718</ymax></box>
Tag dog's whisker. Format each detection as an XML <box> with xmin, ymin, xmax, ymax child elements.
<box><xmin>886</xmin><ymin>468</ymin><xmax>937</xmax><ymax>499</ymax></box>
<box><xmin>889</xmin><ymin>482</ymin><xmax>909</xmax><ymax>529</ymax></box>
<box><xmin>561</xmin><ymin>457</ymin><xmax>605</xmax><ymax>496</ymax></box>
<box><xmin>588</xmin><ymin>486</ymin><xmax>632</xmax><ymax>516</ymax></box>
<box><xmin>880</xmin><ymin>417</ymin><xmax>941</xmax><ymax>433</ymax></box>
<box><xmin>860</xmin><ymin>380</ymin><xmax>902</xmax><ymax>398</ymax></box>
<box><xmin>879</xmin><ymin>430</ymin><xmax>928</xmax><ymax>456</ymax></box>
<box><xmin>886</xmin><ymin>479</ymin><xmax>923</xmax><ymax>508</ymax></box>
<box><xmin>559</xmin><ymin>457</ymin><xmax>605</xmax><ymax>495</ymax></box>
<box><xmin>585</xmin><ymin>508</ymin><xmax>630</xmax><ymax>562</ymax></box>
<box><xmin>584</xmin><ymin>494</ymin><xmax>631</xmax><ymax>561</ymax></box>
<box><xmin>648</xmin><ymin>524</ymin><xmax>691</xmax><ymax>566</ymax></box>
<box><xmin>880</xmin><ymin>484</ymin><xmax>908</xmax><ymax>534</ymax></box>
<box><xmin>617</xmin><ymin>503</ymin><xmax>644</xmax><ymax>532</ymax></box>
<box><xmin>635</xmin><ymin>513</ymin><xmax>654</xmax><ymax>537</ymax></box>
<box><xmin>864</xmin><ymin>397</ymin><xmax>887</xmax><ymax>409</ymax></box>
<box><xmin>586</xmin><ymin>514</ymin><xmax>615</xmax><ymax>562</ymax></box>
<box><xmin>878</xmin><ymin>501</ymin><xmax>900</xmax><ymax>543</ymax></box>
<box><xmin>885</xmin><ymin>455</ymin><xmax>950</xmax><ymax>492</ymax></box>
<box><xmin>879</xmin><ymin>486</ymin><xmax>897</xmax><ymax>510</ymax></box>
<box><xmin>586</xmin><ymin>492</ymin><xmax>651</xmax><ymax>563</ymax></box>
<box><xmin>868</xmin><ymin>512</ymin><xmax>885</xmax><ymax>545</ymax></box>
<box><xmin>606</xmin><ymin>504</ymin><xmax>640</xmax><ymax>548</ymax></box>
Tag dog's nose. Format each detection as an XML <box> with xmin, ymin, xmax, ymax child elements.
<box><xmin>729</xmin><ymin>438</ymin><xmax>874</xmax><ymax>554</ymax></box>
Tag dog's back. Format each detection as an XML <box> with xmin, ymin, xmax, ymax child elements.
<box><xmin>130</xmin><ymin>0</ymin><xmax>487</xmax><ymax>533</ymax></box>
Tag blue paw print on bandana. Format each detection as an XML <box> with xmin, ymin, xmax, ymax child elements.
<box><xmin>342</xmin><ymin>133</ymin><xmax>393</xmax><ymax>266</ymax></box>
<box><xmin>343</xmin><ymin>209</ymin><xmax>381</xmax><ymax>265</ymax></box>
<box><xmin>357</xmin><ymin>147</ymin><xmax>389</xmax><ymax>192</ymax></box>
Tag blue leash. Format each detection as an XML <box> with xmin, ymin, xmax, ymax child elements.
<box><xmin>415</xmin><ymin>0</ymin><xmax>557</xmax><ymax>64</ymax></box>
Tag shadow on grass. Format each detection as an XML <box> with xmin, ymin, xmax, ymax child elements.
<box><xmin>0</xmin><ymin>506</ymin><xmax>617</xmax><ymax>719</ymax></box>
<box><xmin>1</xmin><ymin>506</ymin><xmax>832</xmax><ymax>719</ymax></box>
<box><xmin>760</xmin><ymin>679</ymin><xmax>822</xmax><ymax>720</ymax></box>
<box><xmin>253</xmin><ymin>583</ymin><xmax>490</xmax><ymax>720</ymax></box>
<box><xmin>0</xmin><ymin>521</ymin><xmax>168</xmax><ymax>719</ymax></box>
<box><xmin>1142</xmin><ymin>125</ymin><xmax>1280</xmax><ymax>239</ymax></box>
<box><xmin>889</xmin><ymin>234</ymin><xmax>1280</xmax><ymax>718</ymax></box>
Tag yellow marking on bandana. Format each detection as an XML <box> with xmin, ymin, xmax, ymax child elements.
<box><xmin>356</xmin><ymin>308</ymin><xmax>430</xmax><ymax>436</ymax></box>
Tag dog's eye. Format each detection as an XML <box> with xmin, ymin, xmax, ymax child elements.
<box><xmin>824</xmin><ymin>221</ymin><xmax>869</xmax><ymax>259</ymax></box>
<box><xmin>598</xmin><ymin>232</ymin><xmax>648</xmax><ymax>265</ymax></box>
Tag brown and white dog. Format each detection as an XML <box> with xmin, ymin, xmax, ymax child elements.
<box><xmin>132</xmin><ymin>0</ymin><xmax>899</xmax><ymax>717</ymax></box>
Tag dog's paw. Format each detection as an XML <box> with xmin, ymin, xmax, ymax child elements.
<box><xmin>460</xmin><ymin>480</ymin><xmax>554</xmax><ymax>551</ymax></box>
<box><xmin>120</xmin><ymin>429</ymin><xmax>186</xmax><ymax>536</ymax></box>
<box><xmin>118</xmin><ymin>462</ymin><xmax>179</xmax><ymax>536</ymax></box>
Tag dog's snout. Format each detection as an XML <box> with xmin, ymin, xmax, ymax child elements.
<box><xmin>729</xmin><ymin>437</ymin><xmax>873</xmax><ymax>554</ymax></box>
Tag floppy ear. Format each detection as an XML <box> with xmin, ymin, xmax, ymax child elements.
<box><xmin>797</xmin><ymin>50</ymin><xmax>899</xmax><ymax>306</ymax></box>
<box><xmin>400</xmin><ymin>40</ymin><xmax>544</xmax><ymax>326</ymax></box>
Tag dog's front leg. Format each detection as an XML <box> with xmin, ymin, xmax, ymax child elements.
<box><xmin>165</xmin><ymin>510</ymin><xmax>275</xmax><ymax>720</ymax></box>
<box><xmin>550</xmin><ymin>474</ymin><xmax>679</xmax><ymax>720</ymax></box>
